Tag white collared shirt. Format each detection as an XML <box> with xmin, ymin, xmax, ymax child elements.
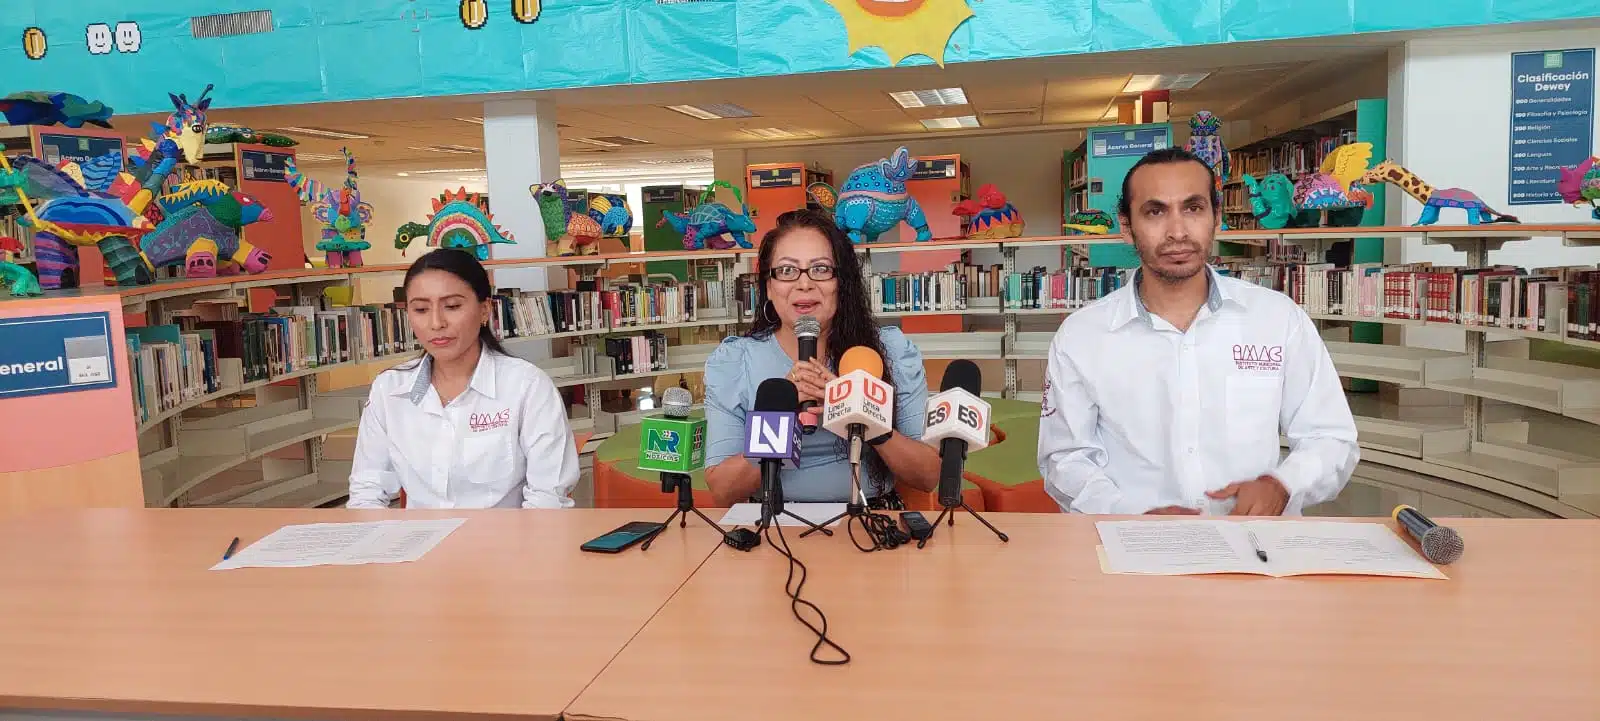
<box><xmin>347</xmin><ymin>347</ymin><xmax>579</xmax><ymax>510</ymax></box>
<box><xmin>1037</xmin><ymin>267</ymin><xmax>1358</xmax><ymax>515</ymax></box>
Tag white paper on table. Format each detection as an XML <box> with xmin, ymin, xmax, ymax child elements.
<box><xmin>1095</xmin><ymin>520</ymin><xmax>1446</xmax><ymax>579</ymax></box>
<box><xmin>720</xmin><ymin>502</ymin><xmax>846</xmax><ymax>528</ymax></box>
<box><xmin>210</xmin><ymin>518</ymin><xmax>467</xmax><ymax>571</ymax></box>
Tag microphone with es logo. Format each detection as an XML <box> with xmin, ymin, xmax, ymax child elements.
<box><xmin>637</xmin><ymin>387</ymin><xmax>724</xmax><ymax>551</ymax></box>
<box><xmin>795</xmin><ymin>315</ymin><xmax>822</xmax><ymax>434</ymax></box>
<box><xmin>740</xmin><ymin>377</ymin><xmax>832</xmax><ymax>536</ymax></box>
<box><xmin>1392</xmin><ymin>505</ymin><xmax>1464</xmax><ymax>565</ymax></box>
<box><xmin>919</xmin><ymin>360</ymin><xmax>1007</xmax><ymax>546</ymax></box>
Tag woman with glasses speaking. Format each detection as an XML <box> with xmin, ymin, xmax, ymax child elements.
<box><xmin>701</xmin><ymin>209</ymin><xmax>940</xmax><ymax>506</ymax></box>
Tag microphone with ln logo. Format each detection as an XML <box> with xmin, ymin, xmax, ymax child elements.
<box><xmin>742</xmin><ymin>378</ymin><xmax>832</xmax><ymax>535</ymax></box>
<box><xmin>638</xmin><ymin>387</ymin><xmax>724</xmax><ymax>550</ymax></box>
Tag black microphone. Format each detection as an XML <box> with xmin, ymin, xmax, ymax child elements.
<box><xmin>929</xmin><ymin>360</ymin><xmax>985</xmax><ymax>507</ymax></box>
<box><xmin>1392</xmin><ymin>505</ymin><xmax>1465</xmax><ymax>565</ymax></box>
<box><xmin>745</xmin><ymin>378</ymin><xmax>801</xmax><ymax>526</ymax></box>
<box><xmin>795</xmin><ymin>315</ymin><xmax>821</xmax><ymax>433</ymax></box>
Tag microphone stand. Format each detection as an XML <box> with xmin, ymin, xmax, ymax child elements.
<box><xmin>922</xmin><ymin>438</ymin><xmax>1008</xmax><ymax>545</ymax></box>
<box><xmin>755</xmin><ymin>459</ymin><xmax>834</xmax><ymax>537</ymax></box>
<box><xmin>641</xmin><ymin>472</ymin><xmax>725</xmax><ymax>551</ymax></box>
<box><xmin>802</xmin><ymin>429</ymin><xmax>882</xmax><ymax>544</ymax></box>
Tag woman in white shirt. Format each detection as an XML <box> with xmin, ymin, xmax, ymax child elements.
<box><xmin>347</xmin><ymin>249</ymin><xmax>579</xmax><ymax>509</ymax></box>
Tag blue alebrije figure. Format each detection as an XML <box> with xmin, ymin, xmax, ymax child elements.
<box><xmin>806</xmin><ymin>146</ymin><xmax>932</xmax><ymax>244</ymax></box>
<box><xmin>1186</xmin><ymin>110</ymin><xmax>1231</xmax><ymax>230</ymax></box>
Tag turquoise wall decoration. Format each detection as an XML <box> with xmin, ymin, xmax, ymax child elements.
<box><xmin>0</xmin><ymin>1</ymin><xmax>1593</xmax><ymax>115</ymax></box>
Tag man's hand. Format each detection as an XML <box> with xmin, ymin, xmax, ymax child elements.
<box><xmin>788</xmin><ymin>360</ymin><xmax>836</xmax><ymax>406</ymax></box>
<box><xmin>1207</xmin><ymin>475</ymin><xmax>1290</xmax><ymax>516</ymax></box>
<box><xmin>1145</xmin><ymin>505</ymin><xmax>1201</xmax><ymax>515</ymax></box>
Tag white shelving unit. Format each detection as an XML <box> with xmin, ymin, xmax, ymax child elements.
<box><xmin>13</xmin><ymin>226</ymin><xmax>1600</xmax><ymax>517</ymax></box>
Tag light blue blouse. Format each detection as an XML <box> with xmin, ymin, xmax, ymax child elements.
<box><xmin>703</xmin><ymin>326</ymin><xmax>928</xmax><ymax>502</ymax></box>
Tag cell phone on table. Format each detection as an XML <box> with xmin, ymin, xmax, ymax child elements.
<box><xmin>580</xmin><ymin>521</ymin><xmax>665</xmax><ymax>554</ymax></box>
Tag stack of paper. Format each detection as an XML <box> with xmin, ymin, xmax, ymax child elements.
<box><xmin>1095</xmin><ymin>520</ymin><xmax>1447</xmax><ymax>579</ymax></box>
<box><xmin>211</xmin><ymin>519</ymin><xmax>467</xmax><ymax>571</ymax></box>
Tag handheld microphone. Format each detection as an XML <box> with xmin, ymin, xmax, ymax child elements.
<box><xmin>822</xmin><ymin>347</ymin><xmax>894</xmax><ymax>504</ymax></box>
<box><xmin>1392</xmin><ymin>505</ymin><xmax>1465</xmax><ymax>565</ymax></box>
<box><xmin>745</xmin><ymin>378</ymin><xmax>802</xmax><ymax>525</ymax></box>
<box><xmin>922</xmin><ymin>360</ymin><xmax>990</xmax><ymax>508</ymax></box>
<box><xmin>638</xmin><ymin>387</ymin><xmax>706</xmax><ymax>489</ymax></box>
<box><xmin>795</xmin><ymin>315</ymin><xmax>822</xmax><ymax>434</ymax></box>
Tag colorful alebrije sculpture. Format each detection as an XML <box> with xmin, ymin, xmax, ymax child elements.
<box><xmin>394</xmin><ymin>188</ymin><xmax>516</xmax><ymax>261</ymax></box>
<box><xmin>587</xmin><ymin>192</ymin><xmax>634</xmax><ymax>239</ymax></box>
<box><xmin>0</xmin><ymin>91</ymin><xmax>114</xmax><ymax>128</ymax></box>
<box><xmin>658</xmin><ymin>181</ymin><xmax>757</xmax><ymax>251</ymax></box>
<box><xmin>1558</xmin><ymin>156</ymin><xmax>1600</xmax><ymax>220</ymax></box>
<box><xmin>286</xmin><ymin>148</ymin><xmax>372</xmax><ymax>268</ymax></box>
<box><xmin>139</xmin><ymin>180</ymin><xmax>273</xmax><ymax>277</ymax></box>
<box><xmin>807</xmin><ymin>146</ymin><xmax>932</xmax><ymax>244</ymax></box>
<box><xmin>532</xmin><ymin>180</ymin><xmax>601</xmax><ymax>256</ymax></box>
<box><xmin>1186</xmin><ymin>111</ymin><xmax>1231</xmax><ymax>230</ymax></box>
<box><xmin>1242</xmin><ymin>142</ymin><xmax>1375</xmax><ymax>230</ymax></box>
<box><xmin>0</xmin><ymin>236</ymin><xmax>42</xmax><ymax>297</ymax></box>
<box><xmin>1</xmin><ymin>88</ymin><xmax>211</xmax><ymax>289</ymax></box>
<box><xmin>1359</xmin><ymin>160</ymin><xmax>1519</xmax><ymax>226</ymax></box>
<box><xmin>204</xmin><ymin>123</ymin><xmax>298</xmax><ymax>148</ymax></box>
<box><xmin>1063</xmin><ymin>209</ymin><xmax>1114</xmax><ymax>235</ymax></box>
<box><xmin>953</xmin><ymin>184</ymin><xmax>1024</xmax><ymax>240</ymax></box>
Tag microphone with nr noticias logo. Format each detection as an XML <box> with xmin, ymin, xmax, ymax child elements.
<box><xmin>638</xmin><ymin>387</ymin><xmax>723</xmax><ymax>551</ymax></box>
<box><xmin>917</xmin><ymin>360</ymin><xmax>1007</xmax><ymax>546</ymax></box>
<box><xmin>1392</xmin><ymin>505</ymin><xmax>1464</xmax><ymax>565</ymax></box>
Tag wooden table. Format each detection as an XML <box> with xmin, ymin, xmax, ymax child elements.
<box><xmin>566</xmin><ymin>514</ymin><xmax>1600</xmax><ymax>721</ymax></box>
<box><xmin>0</xmin><ymin>508</ymin><xmax>723</xmax><ymax>720</ymax></box>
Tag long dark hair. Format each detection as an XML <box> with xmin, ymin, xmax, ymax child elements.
<box><xmin>750</xmin><ymin>209</ymin><xmax>894</xmax><ymax>491</ymax></box>
<box><xmin>401</xmin><ymin>248</ymin><xmax>508</xmax><ymax>364</ymax></box>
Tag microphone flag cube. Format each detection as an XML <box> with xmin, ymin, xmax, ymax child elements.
<box><xmin>744</xmin><ymin>410</ymin><xmax>800</xmax><ymax>462</ymax></box>
<box><xmin>922</xmin><ymin>387</ymin><xmax>991</xmax><ymax>451</ymax></box>
<box><xmin>821</xmin><ymin>369</ymin><xmax>894</xmax><ymax>441</ymax></box>
<box><xmin>638</xmin><ymin>415</ymin><xmax>707</xmax><ymax>474</ymax></box>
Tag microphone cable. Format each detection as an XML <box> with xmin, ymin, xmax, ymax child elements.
<box><xmin>844</xmin><ymin>460</ymin><xmax>911</xmax><ymax>552</ymax></box>
<box><xmin>761</xmin><ymin>520</ymin><xmax>851</xmax><ymax>666</ymax></box>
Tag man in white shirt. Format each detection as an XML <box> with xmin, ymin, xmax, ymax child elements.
<box><xmin>1037</xmin><ymin>147</ymin><xmax>1358</xmax><ymax>515</ymax></box>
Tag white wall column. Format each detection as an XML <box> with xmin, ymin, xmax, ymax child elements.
<box><xmin>710</xmin><ymin>147</ymin><xmax>747</xmax><ymax>207</ymax></box>
<box><xmin>484</xmin><ymin>97</ymin><xmax>561</xmax><ymax>360</ymax></box>
<box><xmin>485</xmin><ymin>97</ymin><xmax>561</xmax><ymax>292</ymax></box>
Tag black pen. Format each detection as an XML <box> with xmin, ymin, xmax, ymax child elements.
<box><xmin>222</xmin><ymin>536</ymin><xmax>241</xmax><ymax>561</ymax></box>
<box><xmin>1246</xmin><ymin>531</ymin><xmax>1268</xmax><ymax>563</ymax></box>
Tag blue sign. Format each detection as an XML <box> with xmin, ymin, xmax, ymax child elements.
<box><xmin>0</xmin><ymin>312</ymin><xmax>117</xmax><ymax>399</ymax></box>
<box><xmin>1091</xmin><ymin>127</ymin><xmax>1170</xmax><ymax>158</ymax></box>
<box><xmin>35</xmin><ymin>133</ymin><xmax>123</xmax><ymax>167</ymax></box>
<box><xmin>1508</xmin><ymin>48</ymin><xmax>1596</xmax><ymax>206</ymax></box>
<box><xmin>239</xmin><ymin>150</ymin><xmax>292</xmax><ymax>183</ymax></box>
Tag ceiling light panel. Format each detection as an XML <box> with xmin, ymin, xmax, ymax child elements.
<box><xmin>294</xmin><ymin>152</ymin><xmax>345</xmax><ymax>162</ymax></box>
<box><xmin>569</xmin><ymin>137</ymin><xmax>623</xmax><ymax>147</ymax></box>
<box><xmin>741</xmin><ymin>127</ymin><xmax>807</xmax><ymax>140</ymax></box>
<box><xmin>664</xmin><ymin>103</ymin><xmax>757</xmax><ymax>119</ymax></box>
<box><xmin>410</xmin><ymin>167</ymin><xmax>485</xmax><ymax>175</ymax></box>
<box><xmin>1122</xmin><ymin>73</ymin><xmax>1211</xmax><ymax>93</ymax></box>
<box><xmin>409</xmin><ymin>144</ymin><xmax>481</xmax><ymax>154</ymax></box>
<box><xmin>920</xmin><ymin>115</ymin><xmax>981</xmax><ymax>130</ymax></box>
<box><xmin>890</xmin><ymin>88</ymin><xmax>968</xmax><ymax>109</ymax></box>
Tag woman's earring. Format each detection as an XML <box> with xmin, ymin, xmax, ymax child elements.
<box><xmin>763</xmin><ymin>300</ymin><xmax>778</xmax><ymax>324</ymax></box>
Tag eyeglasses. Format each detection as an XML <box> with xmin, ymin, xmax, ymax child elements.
<box><xmin>768</xmin><ymin>264</ymin><xmax>836</xmax><ymax>282</ymax></box>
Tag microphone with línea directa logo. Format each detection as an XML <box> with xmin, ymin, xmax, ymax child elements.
<box><xmin>1392</xmin><ymin>505</ymin><xmax>1464</xmax><ymax>565</ymax></box>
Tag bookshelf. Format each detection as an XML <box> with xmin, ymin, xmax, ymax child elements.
<box><xmin>7</xmin><ymin>226</ymin><xmax>1600</xmax><ymax>517</ymax></box>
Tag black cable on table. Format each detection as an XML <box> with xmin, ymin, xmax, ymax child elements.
<box><xmin>762</xmin><ymin>522</ymin><xmax>850</xmax><ymax>665</ymax></box>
